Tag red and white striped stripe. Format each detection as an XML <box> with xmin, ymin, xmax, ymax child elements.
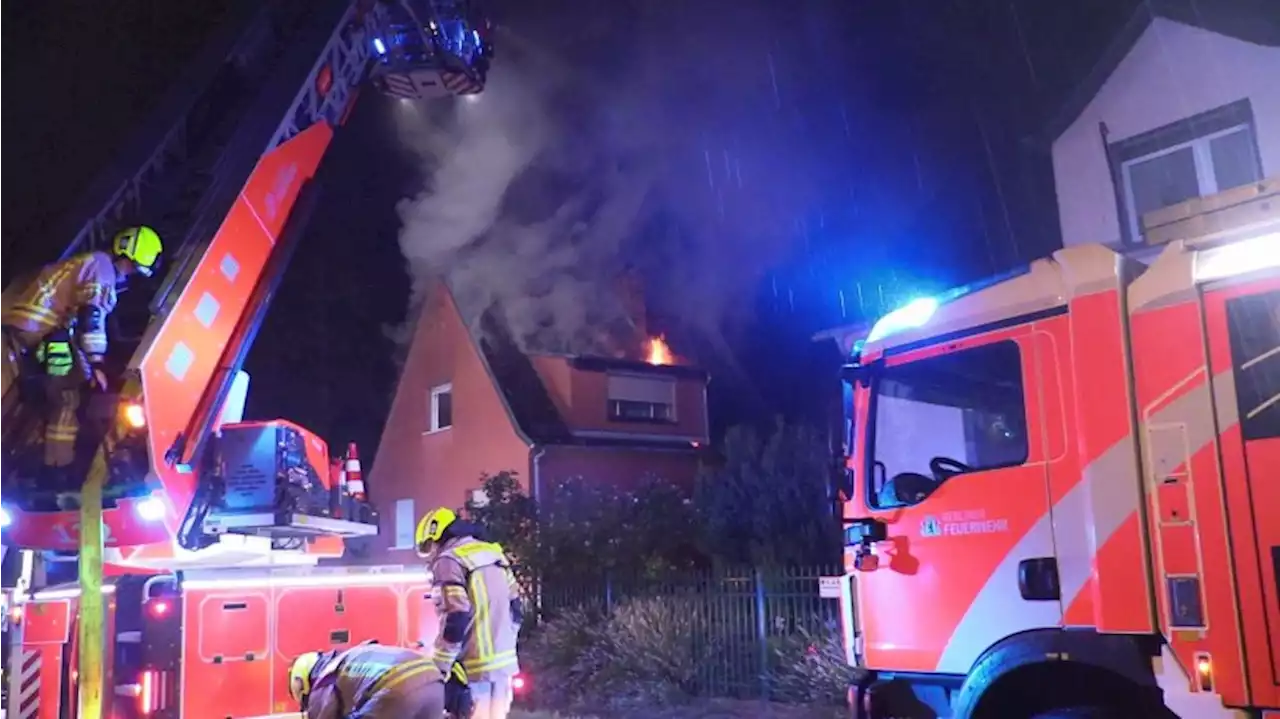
<box><xmin>345</xmin><ymin>442</ymin><xmax>365</xmax><ymax>500</ymax></box>
<box><xmin>13</xmin><ymin>648</ymin><xmax>41</xmax><ymax>719</ymax></box>
<box><xmin>440</xmin><ymin>70</ymin><xmax>482</xmax><ymax>95</ymax></box>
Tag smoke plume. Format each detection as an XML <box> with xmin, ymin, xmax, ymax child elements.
<box><xmin>391</xmin><ymin>0</ymin><xmax>829</xmax><ymax>357</ymax></box>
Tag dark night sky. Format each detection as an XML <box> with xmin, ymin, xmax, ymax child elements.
<box><xmin>2</xmin><ymin>0</ymin><xmax>1173</xmax><ymax>462</ymax></box>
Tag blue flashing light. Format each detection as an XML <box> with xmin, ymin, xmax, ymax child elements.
<box><xmin>862</xmin><ymin>263</ymin><xmax>1034</xmax><ymax>346</ymax></box>
<box><xmin>866</xmin><ymin>297</ymin><xmax>939</xmax><ymax>344</ymax></box>
<box><xmin>136</xmin><ymin>497</ymin><xmax>165</xmax><ymax>522</ymax></box>
<box><xmin>0</xmin><ymin>505</ymin><xmax>11</xmax><ymax>529</ymax></box>
<box><xmin>472</xmin><ymin>30</ymin><xmax>481</xmax><ymax>44</ymax></box>
<box><xmin>373</xmin><ymin>37</ymin><xmax>387</xmax><ymax>55</ymax></box>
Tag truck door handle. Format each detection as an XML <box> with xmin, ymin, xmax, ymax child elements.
<box><xmin>1018</xmin><ymin>557</ymin><xmax>1060</xmax><ymax>601</ymax></box>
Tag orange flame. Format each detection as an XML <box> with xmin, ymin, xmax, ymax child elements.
<box><xmin>646</xmin><ymin>335</ymin><xmax>674</xmax><ymax>365</ymax></box>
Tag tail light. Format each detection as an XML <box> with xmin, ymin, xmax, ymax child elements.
<box><xmin>145</xmin><ymin>599</ymin><xmax>171</xmax><ymax>620</ymax></box>
<box><xmin>512</xmin><ymin>673</ymin><xmax>527</xmax><ymax>692</ymax></box>
<box><xmin>139</xmin><ymin>670</ymin><xmax>156</xmax><ymax>714</ymax></box>
<box><xmin>132</xmin><ymin>669</ymin><xmax>170</xmax><ymax>714</ymax></box>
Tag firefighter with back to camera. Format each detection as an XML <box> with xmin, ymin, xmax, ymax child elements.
<box><xmin>1</xmin><ymin>227</ymin><xmax>163</xmax><ymax>494</ymax></box>
<box><xmin>416</xmin><ymin>507</ymin><xmax>524</xmax><ymax>719</ymax></box>
<box><xmin>289</xmin><ymin>641</ymin><xmax>452</xmax><ymax>718</ymax></box>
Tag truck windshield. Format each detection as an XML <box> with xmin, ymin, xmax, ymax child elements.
<box><xmin>869</xmin><ymin>339</ymin><xmax>1030</xmax><ymax>509</ymax></box>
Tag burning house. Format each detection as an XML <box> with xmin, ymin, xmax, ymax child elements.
<box><xmin>363</xmin><ymin>279</ymin><xmax>709</xmax><ymax>562</ymax></box>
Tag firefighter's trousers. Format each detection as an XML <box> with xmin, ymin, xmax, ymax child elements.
<box><xmin>355</xmin><ymin>673</ymin><xmax>447</xmax><ymax>719</ymax></box>
<box><xmin>44</xmin><ymin>374</ymin><xmax>81</xmax><ymax>469</ymax></box>
<box><xmin>468</xmin><ymin>677</ymin><xmax>514</xmax><ymax>719</ymax></box>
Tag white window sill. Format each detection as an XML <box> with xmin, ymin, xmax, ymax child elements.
<box><xmin>422</xmin><ymin>426</ymin><xmax>453</xmax><ymax>436</ymax></box>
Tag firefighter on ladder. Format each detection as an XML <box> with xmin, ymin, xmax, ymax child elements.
<box><xmin>416</xmin><ymin>507</ymin><xmax>524</xmax><ymax>719</ymax></box>
<box><xmin>1</xmin><ymin>227</ymin><xmax>163</xmax><ymax>493</ymax></box>
<box><xmin>288</xmin><ymin>642</ymin><xmax>456</xmax><ymax>719</ymax></box>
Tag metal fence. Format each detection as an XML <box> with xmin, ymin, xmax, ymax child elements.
<box><xmin>536</xmin><ymin>565</ymin><xmax>848</xmax><ymax>700</ymax></box>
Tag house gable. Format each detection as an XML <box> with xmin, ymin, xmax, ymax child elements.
<box><xmin>365</xmin><ymin>281</ymin><xmax>530</xmax><ymax>560</ymax></box>
<box><xmin>1051</xmin><ymin>15</ymin><xmax>1280</xmax><ymax>248</ymax></box>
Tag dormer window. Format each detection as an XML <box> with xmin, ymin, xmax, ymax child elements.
<box><xmin>607</xmin><ymin>373</ymin><xmax>675</xmax><ymax>423</ymax></box>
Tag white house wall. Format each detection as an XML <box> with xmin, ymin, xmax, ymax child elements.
<box><xmin>1052</xmin><ymin>17</ymin><xmax>1280</xmax><ymax>248</ymax></box>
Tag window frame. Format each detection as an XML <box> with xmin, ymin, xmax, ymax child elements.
<box><xmin>863</xmin><ymin>338</ymin><xmax>1031</xmax><ymax>511</ymax></box>
<box><xmin>428</xmin><ymin>382</ymin><xmax>453</xmax><ymax>433</ymax></box>
<box><xmin>393</xmin><ymin>498</ymin><xmax>416</xmax><ymax>549</ymax></box>
<box><xmin>1107</xmin><ymin>98</ymin><xmax>1262</xmax><ymax>246</ymax></box>
<box><xmin>1225</xmin><ymin>290</ymin><xmax>1280</xmax><ymax>441</ymax></box>
<box><xmin>1119</xmin><ymin>124</ymin><xmax>1255</xmax><ymax>244</ymax></box>
<box><xmin>605</xmin><ymin>372</ymin><xmax>677</xmax><ymax>424</ymax></box>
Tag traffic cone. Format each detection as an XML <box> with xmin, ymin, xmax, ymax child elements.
<box><xmin>345</xmin><ymin>442</ymin><xmax>366</xmax><ymax>502</ymax></box>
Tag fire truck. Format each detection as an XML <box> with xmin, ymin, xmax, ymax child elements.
<box><xmin>2</xmin><ymin>1</ymin><xmax>494</xmax><ymax>717</ymax></box>
<box><xmin>833</xmin><ymin>179</ymin><xmax>1280</xmax><ymax>718</ymax></box>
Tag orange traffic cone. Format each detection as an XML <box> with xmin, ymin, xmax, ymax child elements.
<box><xmin>345</xmin><ymin>442</ymin><xmax>366</xmax><ymax>502</ymax></box>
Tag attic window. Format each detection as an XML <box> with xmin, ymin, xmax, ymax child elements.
<box><xmin>429</xmin><ymin>383</ymin><xmax>453</xmax><ymax>432</ymax></box>
<box><xmin>607</xmin><ymin>373</ymin><xmax>675</xmax><ymax>424</ymax></box>
<box><xmin>1109</xmin><ymin>99</ymin><xmax>1262</xmax><ymax>244</ymax></box>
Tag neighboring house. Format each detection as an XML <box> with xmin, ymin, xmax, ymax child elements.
<box><xmin>364</xmin><ymin>281</ymin><xmax>710</xmax><ymax>561</ymax></box>
<box><xmin>1047</xmin><ymin>0</ymin><xmax>1280</xmax><ymax>251</ymax></box>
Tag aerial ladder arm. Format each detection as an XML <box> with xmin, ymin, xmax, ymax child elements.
<box><xmin>2</xmin><ymin>0</ymin><xmax>495</xmax><ymax>554</ymax></box>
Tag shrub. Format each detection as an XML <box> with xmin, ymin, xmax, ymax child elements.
<box><xmin>524</xmin><ymin>597</ymin><xmax>711</xmax><ymax>709</ymax></box>
<box><xmin>766</xmin><ymin>627</ymin><xmax>860</xmax><ymax>705</ymax></box>
<box><xmin>522</xmin><ymin>606</ymin><xmax>611</xmax><ymax>706</ymax></box>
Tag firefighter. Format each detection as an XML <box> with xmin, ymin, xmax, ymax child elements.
<box><xmin>288</xmin><ymin>643</ymin><xmax>447</xmax><ymax>719</ymax></box>
<box><xmin>416</xmin><ymin>507</ymin><xmax>523</xmax><ymax>719</ymax></box>
<box><xmin>1</xmin><ymin>227</ymin><xmax>163</xmax><ymax>482</ymax></box>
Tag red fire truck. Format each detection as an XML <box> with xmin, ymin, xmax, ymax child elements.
<box><xmin>832</xmin><ymin>181</ymin><xmax>1279</xmax><ymax>718</ymax></box>
<box><xmin>2</xmin><ymin>1</ymin><xmax>494</xmax><ymax>717</ymax></box>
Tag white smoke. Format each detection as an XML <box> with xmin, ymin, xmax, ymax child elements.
<box><xmin>390</xmin><ymin>1</ymin><xmax>827</xmax><ymax>357</ymax></box>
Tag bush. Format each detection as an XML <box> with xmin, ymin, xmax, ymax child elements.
<box><xmin>695</xmin><ymin>420</ymin><xmax>842</xmax><ymax>567</ymax></box>
<box><xmin>525</xmin><ymin>597</ymin><xmax>709</xmax><ymax>708</ymax></box>
<box><xmin>766</xmin><ymin>627</ymin><xmax>860</xmax><ymax>705</ymax></box>
<box><xmin>522</xmin><ymin>606</ymin><xmax>610</xmax><ymax>706</ymax></box>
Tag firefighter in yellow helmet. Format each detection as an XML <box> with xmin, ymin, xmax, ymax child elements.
<box><xmin>1</xmin><ymin>226</ymin><xmax>162</xmax><ymax>485</ymax></box>
<box><xmin>288</xmin><ymin>642</ymin><xmax>447</xmax><ymax>719</ymax></box>
<box><xmin>416</xmin><ymin>507</ymin><xmax>524</xmax><ymax>719</ymax></box>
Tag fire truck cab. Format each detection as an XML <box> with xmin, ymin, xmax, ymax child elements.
<box><xmin>838</xmin><ymin>180</ymin><xmax>1280</xmax><ymax>718</ymax></box>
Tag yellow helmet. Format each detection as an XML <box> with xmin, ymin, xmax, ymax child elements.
<box><xmin>415</xmin><ymin>507</ymin><xmax>457</xmax><ymax>556</ymax></box>
<box><xmin>111</xmin><ymin>226</ymin><xmax>164</xmax><ymax>277</ymax></box>
<box><xmin>288</xmin><ymin>651</ymin><xmax>323</xmax><ymax>705</ymax></box>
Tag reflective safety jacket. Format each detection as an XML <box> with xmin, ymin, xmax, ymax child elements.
<box><xmin>1</xmin><ymin>252</ymin><xmax>119</xmax><ymax>362</ymax></box>
<box><xmin>306</xmin><ymin>643</ymin><xmax>444</xmax><ymax>719</ymax></box>
<box><xmin>429</xmin><ymin>537</ymin><xmax>523</xmax><ymax>681</ymax></box>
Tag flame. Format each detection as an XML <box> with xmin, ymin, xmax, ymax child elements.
<box><xmin>646</xmin><ymin>335</ymin><xmax>674</xmax><ymax>365</ymax></box>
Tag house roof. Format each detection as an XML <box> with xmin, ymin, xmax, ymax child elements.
<box><xmin>1040</xmin><ymin>0</ymin><xmax>1280</xmax><ymax>145</ymax></box>
<box><xmin>460</xmin><ymin>289</ymin><xmax>704</xmax><ymax>452</ymax></box>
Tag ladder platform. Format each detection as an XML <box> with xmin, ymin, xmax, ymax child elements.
<box><xmin>201</xmin><ymin>511</ymin><xmax>378</xmax><ymax>538</ymax></box>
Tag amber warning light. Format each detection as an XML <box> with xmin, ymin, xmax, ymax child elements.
<box><xmin>646</xmin><ymin>336</ymin><xmax>674</xmax><ymax>366</ymax></box>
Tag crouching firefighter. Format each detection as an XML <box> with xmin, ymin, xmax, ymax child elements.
<box><xmin>416</xmin><ymin>507</ymin><xmax>524</xmax><ymax>719</ymax></box>
<box><xmin>1</xmin><ymin>226</ymin><xmax>163</xmax><ymax>483</ymax></box>
<box><xmin>289</xmin><ymin>642</ymin><xmax>447</xmax><ymax>719</ymax></box>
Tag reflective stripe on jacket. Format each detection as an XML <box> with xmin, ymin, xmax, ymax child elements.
<box><xmin>429</xmin><ymin>537</ymin><xmax>521</xmax><ymax>681</ymax></box>
<box><xmin>306</xmin><ymin>644</ymin><xmax>443</xmax><ymax>719</ymax></box>
<box><xmin>1</xmin><ymin>252</ymin><xmax>118</xmax><ymax>359</ymax></box>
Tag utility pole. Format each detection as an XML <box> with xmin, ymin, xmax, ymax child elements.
<box><xmin>77</xmin><ymin>447</ymin><xmax>108</xmax><ymax>719</ymax></box>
